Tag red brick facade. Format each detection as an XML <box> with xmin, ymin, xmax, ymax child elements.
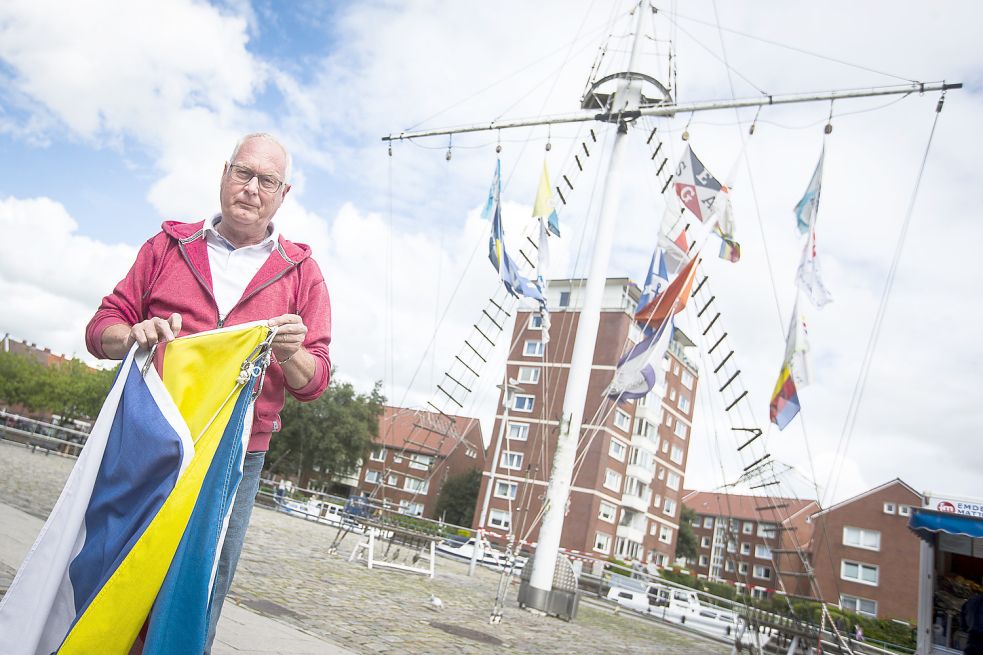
<box><xmin>473</xmin><ymin>278</ymin><xmax>699</xmax><ymax>568</ymax></box>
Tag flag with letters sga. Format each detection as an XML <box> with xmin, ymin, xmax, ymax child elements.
<box><xmin>673</xmin><ymin>144</ymin><xmax>728</xmax><ymax>223</ymax></box>
<box><xmin>0</xmin><ymin>323</ymin><xmax>273</xmax><ymax>655</ymax></box>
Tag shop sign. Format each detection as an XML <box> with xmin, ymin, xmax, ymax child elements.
<box><xmin>927</xmin><ymin>495</ymin><xmax>983</xmax><ymax>518</ymax></box>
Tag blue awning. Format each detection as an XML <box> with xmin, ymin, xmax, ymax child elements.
<box><xmin>909</xmin><ymin>508</ymin><xmax>983</xmax><ymax>541</ymax></box>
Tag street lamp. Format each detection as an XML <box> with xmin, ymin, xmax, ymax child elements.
<box><xmin>469</xmin><ymin>378</ymin><xmax>525</xmax><ymax>576</ymax></box>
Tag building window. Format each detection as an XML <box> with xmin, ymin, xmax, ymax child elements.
<box><xmin>666</xmin><ymin>471</ymin><xmax>681</xmax><ymax>491</ymax></box>
<box><xmin>738</xmin><ymin>562</ymin><xmax>749</xmax><ymax>575</ymax></box>
<box><xmin>507</xmin><ymin>422</ymin><xmax>529</xmax><ymax>441</ymax></box>
<box><xmin>523</xmin><ymin>340</ymin><xmax>544</xmax><ymax>357</ymax></box>
<box><xmin>752</xmin><ymin>565</ymin><xmax>771</xmax><ymax>580</ymax></box>
<box><xmin>757</xmin><ymin>523</ymin><xmax>777</xmax><ymax>538</ymax></box>
<box><xmin>659</xmin><ymin>526</ymin><xmax>673</xmax><ymax>544</ymax></box>
<box><xmin>673</xmin><ymin>420</ymin><xmax>688</xmax><ymax>439</ymax></box>
<box><xmin>699</xmin><ymin>555</ymin><xmax>709</xmax><ymax>567</ymax></box>
<box><xmin>664</xmin><ymin>411</ymin><xmax>673</xmax><ymax>427</ymax></box>
<box><xmin>500</xmin><ymin>452</ymin><xmax>523</xmax><ymax>470</ymax></box>
<box><xmin>743</xmin><ymin>521</ymin><xmax>754</xmax><ymax>535</ymax></box>
<box><xmin>489</xmin><ymin>509</ymin><xmax>511</xmax><ymax>529</ymax></box>
<box><xmin>512</xmin><ymin>394</ymin><xmax>535</xmax><ymax>413</ymax></box>
<box><xmin>691</xmin><ymin>514</ymin><xmax>701</xmax><ymax>528</ymax></box>
<box><xmin>661</xmin><ymin>439</ymin><xmax>670</xmax><ymax>454</ymax></box>
<box><xmin>703</xmin><ymin>517</ymin><xmax>714</xmax><ymax>529</ymax></box>
<box><xmin>387</xmin><ymin>474</ymin><xmax>399</xmax><ymax>486</ymax></box>
<box><xmin>558</xmin><ymin>290</ymin><xmax>571</xmax><ymax>307</ymax></box>
<box><xmin>603</xmin><ymin>469</ymin><xmax>623</xmax><ymax>492</ymax></box>
<box><xmin>403</xmin><ymin>476</ymin><xmax>429</xmax><ymax>494</ymax></box>
<box><xmin>669</xmin><ymin>388</ymin><xmax>677</xmax><ymax>401</ymax></box>
<box><xmin>670</xmin><ymin>445</ymin><xmax>684</xmax><ymax>465</ymax></box>
<box><xmin>740</xmin><ymin>542</ymin><xmax>751</xmax><ymax>556</ymax></box>
<box><xmin>408</xmin><ymin>454</ymin><xmax>434</xmax><ymax>470</ymax></box>
<box><xmin>678</xmin><ymin>395</ymin><xmax>691</xmax><ymax>413</ymax></box>
<box><xmin>755</xmin><ymin>544</ymin><xmax>772</xmax><ymax>560</ymax></box>
<box><xmin>517</xmin><ymin>366</ymin><xmax>540</xmax><ymax>384</ymax></box>
<box><xmin>629</xmin><ymin>447</ymin><xmax>654</xmax><ymax>474</ymax></box>
<box><xmin>883</xmin><ymin>502</ymin><xmax>896</xmax><ymax>514</ymax></box>
<box><xmin>399</xmin><ymin>500</ymin><xmax>424</xmax><ymax>516</ymax></box>
<box><xmin>841</xmin><ymin>560</ymin><xmax>879</xmax><ymax>586</ymax></box>
<box><xmin>681</xmin><ymin>370</ymin><xmax>694</xmax><ymax>390</ymax></box>
<box><xmin>393</xmin><ymin>456</ymin><xmax>403</xmax><ymax>464</ymax></box>
<box><xmin>701</xmin><ymin>536</ymin><xmax>711</xmax><ymax>548</ymax></box>
<box><xmin>365</xmin><ymin>470</ymin><xmax>381</xmax><ymax>484</ymax></box>
<box><xmin>608</xmin><ymin>438</ymin><xmax>627</xmax><ymax>462</ymax></box>
<box><xmin>494</xmin><ymin>481</ymin><xmax>518</xmax><ymax>500</ymax></box>
<box><xmin>598</xmin><ymin>501</ymin><xmax>617</xmax><ymax>523</ymax></box>
<box><xmin>594</xmin><ymin>532</ymin><xmax>611</xmax><ymax>554</ymax></box>
<box><xmin>370</xmin><ymin>448</ymin><xmax>386</xmax><ymax>462</ymax></box>
<box><xmin>899</xmin><ymin>504</ymin><xmax>911</xmax><ymax>517</ymax></box>
<box><xmin>663</xmin><ymin>498</ymin><xmax>677</xmax><ymax>517</ymax></box>
<box><xmin>727</xmin><ymin>540</ymin><xmax>737</xmax><ymax>553</ymax></box>
<box><xmin>725</xmin><ymin>560</ymin><xmax>735</xmax><ymax>573</ymax></box>
<box><xmin>613</xmin><ymin>409</ymin><xmax>631</xmax><ymax>432</ymax></box>
<box><xmin>840</xmin><ymin>594</ymin><xmax>878</xmax><ymax>618</ymax></box>
<box><xmin>528</xmin><ymin>314</ymin><xmax>543</xmax><ymax>329</ymax></box>
<box><xmin>843</xmin><ymin>526</ymin><xmax>881</xmax><ymax>551</ymax></box>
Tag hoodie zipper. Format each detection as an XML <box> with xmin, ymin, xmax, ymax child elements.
<box><xmin>217</xmin><ymin>264</ymin><xmax>297</xmax><ymax>328</ymax></box>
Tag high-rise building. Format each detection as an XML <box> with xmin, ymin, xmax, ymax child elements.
<box><xmin>474</xmin><ymin>277</ymin><xmax>699</xmax><ymax>568</ymax></box>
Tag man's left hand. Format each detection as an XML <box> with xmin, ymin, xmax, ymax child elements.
<box><xmin>268</xmin><ymin>314</ymin><xmax>307</xmax><ymax>363</ymax></box>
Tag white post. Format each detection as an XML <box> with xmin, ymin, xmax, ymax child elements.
<box><xmin>471</xmin><ymin>380</ymin><xmax>522</xmax><ymax>576</ymax></box>
<box><xmin>527</xmin><ymin>0</ymin><xmax>649</xmax><ymax>600</ymax></box>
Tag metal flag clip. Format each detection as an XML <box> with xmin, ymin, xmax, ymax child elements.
<box><xmin>141</xmin><ymin>343</ymin><xmax>159</xmax><ymax>378</ymax></box>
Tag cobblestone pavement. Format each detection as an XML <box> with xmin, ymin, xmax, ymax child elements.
<box><xmin>0</xmin><ymin>441</ymin><xmax>729</xmax><ymax>655</ymax></box>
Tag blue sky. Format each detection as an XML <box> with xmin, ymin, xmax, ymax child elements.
<box><xmin>1</xmin><ymin>0</ymin><xmax>981</xmax><ymax>505</ymax></box>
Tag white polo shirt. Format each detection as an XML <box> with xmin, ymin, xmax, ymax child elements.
<box><xmin>203</xmin><ymin>215</ymin><xmax>278</xmax><ymax>322</ymax></box>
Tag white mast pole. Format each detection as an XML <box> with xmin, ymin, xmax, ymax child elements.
<box><xmin>525</xmin><ymin>0</ymin><xmax>649</xmax><ymax>604</ymax></box>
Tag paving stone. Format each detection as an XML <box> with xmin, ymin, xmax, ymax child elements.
<box><xmin>0</xmin><ymin>440</ymin><xmax>730</xmax><ymax>655</ymax></box>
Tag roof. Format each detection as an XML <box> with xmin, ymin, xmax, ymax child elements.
<box><xmin>810</xmin><ymin>478</ymin><xmax>920</xmax><ymax>519</ymax></box>
<box><xmin>682</xmin><ymin>490</ymin><xmax>818</xmax><ymax>524</ymax></box>
<box><xmin>376</xmin><ymin>406</ymin><xmax>483</xmax><ymax>458</ymax></box>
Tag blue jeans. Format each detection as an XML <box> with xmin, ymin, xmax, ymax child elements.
<box><xmin>204</xmin><ymin>450</ymin><xmax>265</xmax><ymax>654</ymax></box>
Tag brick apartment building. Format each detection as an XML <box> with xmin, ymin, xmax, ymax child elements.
<box><xmin>683</xmin><ymin>490</ymin><xmax>818</xmax><ymax>599</ymax></box>
<box><xmin>474</xmin><ymin>277</ymin><xmax>699</xmax><ymax>568</ymax></box>
<box><xmin>807</xmin><ymin>479</ymin><xmax>922</xmax><ymax>621</ymax></box>
<box><xmin>354</xmin><ymin>406</ymin><xmax>485</xmax><ymax>520</ymax></box>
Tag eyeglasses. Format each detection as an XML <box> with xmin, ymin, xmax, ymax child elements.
<box><xmin>227</xmin><ymin>164</ymin><xmax>286</xmax><ymax>194</ymax></box>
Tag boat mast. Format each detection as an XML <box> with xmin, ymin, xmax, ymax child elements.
<box><xmin>523</xmin><ymin>0</ymin><xmax>650</xmax><ymax>609</ymax></box>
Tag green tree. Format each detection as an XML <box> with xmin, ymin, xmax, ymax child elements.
<box><xmin>434</xmin><ymin>468</ymin><xmax>481</xmax><ymax>527</ymax></box>
<box><xmin>0</xmin><ymin>351</ymin><xmax>114</xmax><ymax>421</ymax></box>
<box><xmin>676</xmin><ymin>505</ymin><xmax>699</xmax><ymax>562</ymax></box>
<box><xmin>266</xmin><ymin>377</ymin><xmax>385</xmax><ymax>488</ymax></box>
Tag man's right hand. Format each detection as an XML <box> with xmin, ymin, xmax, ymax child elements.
<box><xmin>100</xmin><ymin>314</ymin><xmax>183</xmax><ymax>360</ymax></box>
<box><xmin>127</xmin><ymin>314</ymin><xmax>183</xmax><ymax>350</ymax></box>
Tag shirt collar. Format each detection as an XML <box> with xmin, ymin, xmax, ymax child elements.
<box><xmin>205</xmin><ymin>214</ymin><xmax>278</xmax><ymax>252</ymax></box>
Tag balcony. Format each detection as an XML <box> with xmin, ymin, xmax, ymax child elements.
<box><xmin>626</xmin><ymin>463</ymin><xmax>655</xmax><ymax>484</ymax></box>
<box><xmin>616</xmin><ymin>523</ymin><xmax>646</xmax><ymax>544</ymax></box>
<box><xmin>630</xmin><ymin>432</ymin><xmax>659</xmax><ymax>454</ymax></box>
<box><xmin>620</xmin><ymin>489</ymin><xmax>651</xmax><ymax>514</ymax></box>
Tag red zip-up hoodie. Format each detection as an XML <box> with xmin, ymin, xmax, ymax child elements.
<box><xmin>85</xmin><ymin>220</ymin><xmax>332</xmax><ymax>451</ymax></box>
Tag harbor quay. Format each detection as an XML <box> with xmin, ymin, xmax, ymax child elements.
<box><xmin>0</xmin><ymin>441</ymin><xmax>728</xmax><ymax>655</ymax></box>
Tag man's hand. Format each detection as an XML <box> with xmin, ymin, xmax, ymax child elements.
<box><xmin>99</xmin><ymin>314</ymin><xmax>182</xmax><ymax>360</ymax></box>
<box><xmin>126</xmin><ymin>314</ymin><xmax>183</xmax><ymax>351</ymax></box>
<box><xmin>267</xmin><ymin>314</ymin><xmax>315</xmax><ymax>390</ymax></box>
<box><xmin>268</xmin><ymin>314</ymin><xmax>307</xmax><ymax>363</ymax></box>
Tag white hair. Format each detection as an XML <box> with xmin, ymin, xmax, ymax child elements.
<box><xmin>228</xmin><ymin>132</ymin><xmax>292</xmax><ymax>184</ymax></box>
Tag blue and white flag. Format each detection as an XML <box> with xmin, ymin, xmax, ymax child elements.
<box><xmin>606</xmin><ymin>317</ymin><xmax>674</xmax><ymax>401</ymax></box>
<box><xmin>636</xmin><ymin>248</ymin><xmax>669</xmax><ymax>334</ymax></box>
<box><xmin>793</xmin><ymin>147</ymin><xmax>824</xmax><ymax>235</ymax></box>
<box><xmin>484</xmin><ymin>161</ymin><xmax>548</xmax><ymax>310</ymax></box>
<box><xmin>0</xmin><ymin>324</ymin><xmax>271</xmax><ymax>655</ymax></box>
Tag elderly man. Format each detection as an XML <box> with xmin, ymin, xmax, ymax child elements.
<box><xmin>85</xmin><ymin>133</ymin><xmax>331</xmax><ymax>652</ymax></box>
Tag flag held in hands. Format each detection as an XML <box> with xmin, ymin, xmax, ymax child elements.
<box><xmin>0</xmin><ymin>323</ymin><xmax>272</xmax><ymax>655</ymax></box>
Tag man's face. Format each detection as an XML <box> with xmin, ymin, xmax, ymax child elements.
<box><xmin>219</xmin><ymin>137</ymin><xmax>290</xmax><ymax>235</ymax></box>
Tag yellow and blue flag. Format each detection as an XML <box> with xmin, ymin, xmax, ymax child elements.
<box><xmin>0</xmin><ymin>323</ymin><xmax>272</xmax><ymax>655</ymax></box>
